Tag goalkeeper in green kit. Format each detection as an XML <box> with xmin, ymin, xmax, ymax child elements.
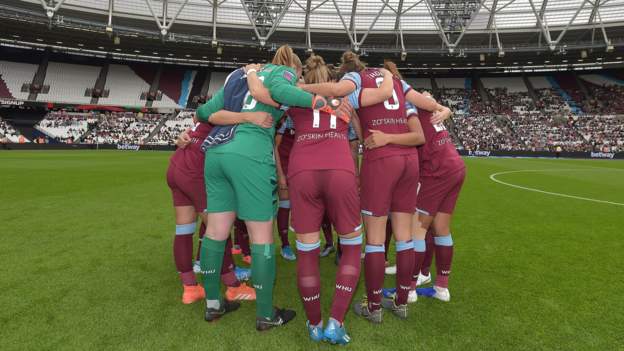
<box><xmin>196</xmin><ymin>45</ymin><xmax>338</xmax><ymax>331</ymax></box>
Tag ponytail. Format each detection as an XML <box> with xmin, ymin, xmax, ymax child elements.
<box><xmin>304</xmin><ymin>54</ymin><xmax>331</xmax><ymax>84</ymax></box>
<box><xmin>383</xmin><ymin>59</ymin><xmax>403</xmax><ymax>80</ymax></box>
<box><xmin>339</xmin><ymin>51</ymin><xmax>366</xmax><ymax>74</ymax></box>
<box><xmin>272</xmin><ymin>45</ymin><xmax>302</xmax><ymax>72</ymax></box>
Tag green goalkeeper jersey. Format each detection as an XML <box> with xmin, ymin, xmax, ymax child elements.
<box><xmin>196</xmin><ymin>64</ymin><xmax>313</xmax><ymax>162</ymax></box>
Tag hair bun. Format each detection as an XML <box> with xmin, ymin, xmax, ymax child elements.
<box><xmin>342</xmin><ymin>51</ymin><xmax>357</xmax><ymax>63</ymax></box>
<box><xmin>306</xmin><ymin>54</ymin><xmax>325</xmax><ymax>70</ymax></box>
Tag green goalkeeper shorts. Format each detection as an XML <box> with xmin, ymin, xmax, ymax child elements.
<box><xmin>204</xmin><ymin>152</ymin><xmax>278</xmax><ymax>221</ymax></box>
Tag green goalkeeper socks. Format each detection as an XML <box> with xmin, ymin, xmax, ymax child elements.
<box><xmin>251</xmin><ymin>243</ymin><xmax>276</xmax><ymax>319</ymax></box>
<box><xmin>200</xmin><ymin>237</ymin><xmax>226</xmax><ymax>302</ymax></box>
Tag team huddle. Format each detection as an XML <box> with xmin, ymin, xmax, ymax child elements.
<box><xmin>165</xmin><ymin>45</ymin><xmax>465</xmax><ymax>345</ymax></box>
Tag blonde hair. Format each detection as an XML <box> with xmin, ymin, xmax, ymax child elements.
<box><xmin>304</xmin><ymin>54</ymin><xmax>331</xmax><ymax>84</ymax></box>
<box><xmin>339</xmin><ymin>51</ymin><xmax>366</xmax><ymax>74</ymax></box>
<box><xmin>383</xmin><ymin>59</ymin><xmax>403</xmax><ymax>79</ymax></box>
<box><xmin>272</xmin><ymin>45</ymin><xmax>302</xmax><ymax>72</ymax></box>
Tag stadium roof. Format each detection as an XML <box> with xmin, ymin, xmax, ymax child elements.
<box><xmin>2</xmin><ymin>0</ymin><xmax>624</xmax><ymax>69</ymax></box>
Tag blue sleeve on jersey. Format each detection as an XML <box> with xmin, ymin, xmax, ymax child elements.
<box><xmin>348</xmin><ymin>122</ymin><xmax>357</xmax><ymax>141</ymax></box>
<box><xmin>401</xmin><ymin>80</ymin><xmax>412</xmax><ymax>94</ymax></box>
<box><xmin>342</xmin><ymin>72</ymin><xmax>362</xmax><ymax>110</ymax></box>
<box><xmin>405</xmin><ymin>102</ymin><xmax>417</xmax><ymax>117</ymax></box>
<box><xmin>277</xmin><ymin>116</ymin><xmax>293</xmax><ymax>134</ymax></box>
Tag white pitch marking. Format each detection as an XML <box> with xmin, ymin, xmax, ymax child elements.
<box><xmin>489</xmin><ymin>169</ymin><xmax>624</xmax><ymax>207</ymax></box>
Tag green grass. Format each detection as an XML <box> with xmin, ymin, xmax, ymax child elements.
<box><xmin>1</xmin><ymin>151</ymin><xmax>623</xmax><ymax>350</ymax></box>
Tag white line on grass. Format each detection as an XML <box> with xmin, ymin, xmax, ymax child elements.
<box><xmin>489</xmin><ymin>169</ymin><xmax>624</xmax><ymax>207</ymax></box>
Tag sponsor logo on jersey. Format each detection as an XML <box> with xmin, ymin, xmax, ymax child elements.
<box><xmin>399</xmin><ymin>284</ymin><xmax>412</xmax><ymax>291</ymax></box>
<box><xmin>436</xmin><ymin>137</ymin><xmax>454</xmax><ymax>147</ymax></box>
<box><xmin>302</xmin><ymin>293</ymin><xmax>320</xmax><ymax>302</ymax></box>
<box><xmin>335</xmin><ymin>284</ymin><xmax>353</xmax><ymax>292</ymax></box>
<box><xmin>372</xmin><ymin>289</ymin><xmax>383</xmax><ymax>295</ymax></box>
<box><xmin>296</xmin><ymin>131</ymin><xmax>347</xmax><ymax>142</ymax></box>
<box><xmin>590</xmin><ymin>152</ymin><xmax>615</xmax><ymax>159</ymax></box>
<box><xmin>253</xmin><ymin>284</ymin><xmax>263</xmax><ymax>290</ymax></box>
<box><xmin>440</xmin><ymin>269</ymin><xmax>451</xmax><ymax>275</ymax></box>
<box><xmin>200</xmin><ymin>269</ymin><xmax>217</xmax><ymax>274</ymax></box>
<box><xmin>370</xmin><ymin>117</ymin><xmax>407</xmax><ymax>127</ymax></box>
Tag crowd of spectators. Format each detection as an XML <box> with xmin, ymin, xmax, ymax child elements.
<box><xmin>0</xmin><ymin>117</ymin><xmax>24</xmax><ymax>143</ymax></box>
<box><xmin>4</xmin><ymin>76</ymin><xmax>623</xmax><ymax>152</ymax></box>
<box><xmin>37</xmin><ymin>110</ymin><xmax>94</xmax><ymax>143</ymax></box>
<box><xmin>581</xmin><ymin>83</ymin><xmax>624</xmax><ymax>115</ymax></box>
<box><xmin>81</xmin><ymin>112</ymin><xmax>167</xmax><ymax>145</ymax></box>
<box><xmin>148</xmin><ymin>111</ymin><xmax>195</xmax><ymax>145</ymax></box>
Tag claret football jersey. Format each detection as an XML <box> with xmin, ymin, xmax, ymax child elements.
<box><xmin>342</xmin><ymin>68</ymin><xmax>417</xmax><ymax>161</ymax></box>
<box><xmin>285</xmin><ymin>107</ymin><xmax>355</xmax><ymax>178</ymax></box>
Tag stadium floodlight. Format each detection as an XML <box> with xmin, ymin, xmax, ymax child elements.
<box><xmin>498</xmin><ymin>50</ymin><xmax>505</xmax><ymax>58</ymax></box>
<box><xmin>106</xmin><ymin>26</ymin><xmax>113</xmax><ymax>33</ymax></box>
<box><xmin>606</xmin><ymin>44</ymin><xmax>614</xmax><ymax>52</ymax></box>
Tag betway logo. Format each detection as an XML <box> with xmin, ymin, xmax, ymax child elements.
<box><xmin>399</xmin><ymin>284</ymin><xmax>411</xmax><ymax>291</ymax></box>
<box><xmin>200</xmin><ymin>269</ymin><xmax>216</xmax><ymax>274</ymax></box>
<box><xmin>372</xmin><ymin>289</ymin><xmax>382</xmax><ymax>295</ymax></box>
<box><xmin>440</xmin><ymin>270</ymin><xmax>451</xmax><ymax>275</ymax></box>
<box><xmin>335</xmin><ymin>284</ymin><xmax>352</xmax><ymax>292</ymax></box>
<box><xmin>302</xmin><ymin>293</ymin><xmax>320</xmax><ymax>302</ymax></box>
<box><xmin>253</xmin><ymin>284</ymin><xmax>263</xmax><ymax>290</ymax></box>
<box><xmin>590</xmin><ymin>152</ymin><xmax>615</xmax><ymax>159</ymax></box>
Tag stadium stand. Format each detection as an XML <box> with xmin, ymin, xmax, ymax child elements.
<box><xmin>97</xmin><ymin>65</ymin><xmax>159</xmax><ymax>107</ymax></box>
<box><xmin>0</xmin><ymin>61</ymin><xmax>38</xmax><ymax>100</ymax></box>
<box><xmin>38</xmin><ymin>62</ymin><xmax>100</xmax><ymax>104</ymax></box>
<box><xmin>0</xmin><ymin>117</ymin><xmax>27</xmax><ymax>143</ymax></box>
<box><xmin>149</xmin><ymin>111</ymin><xmax>195</xmax><ymax>145</ymax></box>
<box><xmin>81</xmin><ymin>112</ymin><xmax>168</xmax><ymax>145</ymax></box>
<box><xmin>36</xmin><ymin>111</ymin><xmax>93</xmax><ymax>143</ymax></box>
<box><xmin>207</xmin><ymin>72</ymin><xmax>228</xmax><ymax>96</ymax></box>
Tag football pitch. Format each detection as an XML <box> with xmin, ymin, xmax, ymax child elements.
<box><xmin>1</xmin><ymin>151</ymin><xmax>623</xmax><ymax>351</ymax></box>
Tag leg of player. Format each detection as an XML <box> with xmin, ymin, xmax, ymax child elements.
<box><xmin>174</xmin><ymin>206</ymin><xmax>205</xmax><ymax>304</ymax></box>
<box><xmin>326</xmin><ymin>230</ymin><xmax>361</xmax><ymax>344</ymax></box>
<box><xmin>277</xmin><ymin>190</ymin><xmax>296</xmax><ymax>261</ymax></box>
<box><xmin>320</xmin><ymin>214</ymin><xmax>335</xmax><ymax>257</ymax></box>
<box><xmin>380</xmin><ymin>212</ymin><xmax>413</xmax><ymax>319</ymax></box>
<box><xmin>246</xmin><ymin>220</ymin><xmax>297</xmax><ymax>331</ymax></box>
<box><xmin>222</xmin><ymin>237</ymin><xmax>256</xmax><ymax>301</ymax></box>
<box><xmin>419</xmin><ymin>228</ymin><xmax>435</xmax><ymax>285</ymax></box>
<box><xmin>201</xmin><ymin>211</ymin><xmax>240</xmax><ymax>322</ymax></box>
<box><xmin>417</xmin><ymin>214</ymin><xmax>434</xmax><ymax>286</ymax></box>
<box><xmin>431</xmin><ymin>213</ymin><xmax>453</xmax><ymax>302</ymax></box>
<box><xmin>409</xmin><ymin>213</ymin><xmax>427</xmax><ymax>302</ymax></box>
<box><xmin>193</xmin><ymin>221</ymin><xmax>207</xmax><ymax>273</ymax></box>
<box><xmin>353</xmin><ymin>215</ymin><xmax>386</xmax><ymax>324</ymax></box>
<box><xmin>295</xmin><ymin>231</ymin><xmax>323</xmax><ymax>342</ymax></box>
<box><xmin>234</xmin><ymin>218</ymin><xmax>252</xmax><ymax>264</ymax></box>
<box><xmin>384</xmin><ymin>220</ymin><xmax>396</xmax><ymax>274</ymax></box>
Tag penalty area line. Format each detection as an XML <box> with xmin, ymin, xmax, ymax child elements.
<box><xmin>489</xmin><ymin>169</ymin><xmax>624</xmax><ymax>207</ymax></box>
